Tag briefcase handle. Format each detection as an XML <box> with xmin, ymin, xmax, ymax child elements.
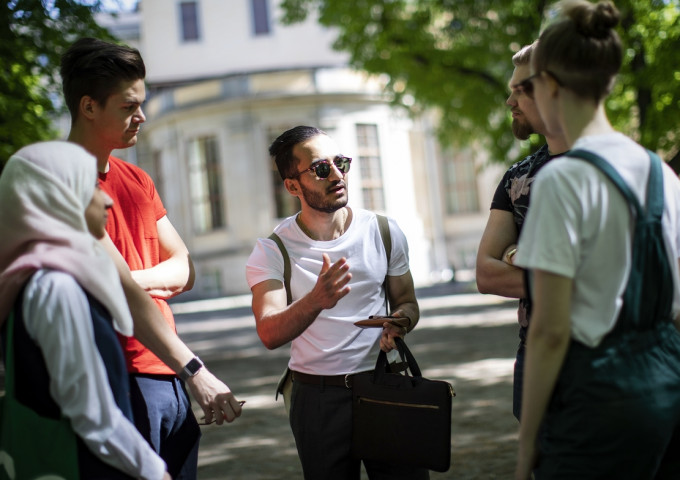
<box><xmin>373</xmin><ymin>337</ymin><xmax>422</xmax><ymax>382</ymax></box>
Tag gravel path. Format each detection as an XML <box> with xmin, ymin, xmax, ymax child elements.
<box><xmin>174</xmin><ymin>282</ymin><xmax>520</xmax><ymax>479</ymax></box>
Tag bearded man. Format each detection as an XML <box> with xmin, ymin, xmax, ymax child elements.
<box><xmin>246</xmin><ymin>125</ymin><xmax>428</xmax><ymax>480</ymax></box>
<box><xmin>475</xmin><ymin>42</ymin><xmax>568</xmax><ymax>421</ymax></box>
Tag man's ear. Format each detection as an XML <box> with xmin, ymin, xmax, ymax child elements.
<box><xmin>79</xmin><ymin>96</ymin><xmax>97</xmax><ymax>120</ymax></box>
<box><xmin>284</xmin><ymin>178</ymin><xmax>300</xmax><ymax>196</ymax></box>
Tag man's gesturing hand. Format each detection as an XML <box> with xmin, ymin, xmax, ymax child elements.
<box><xmin>309</xmin><ymin>253</ymin><xmax>352</xmax><ymax>310</ymax></box>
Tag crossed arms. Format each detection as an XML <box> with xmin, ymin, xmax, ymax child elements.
<box><xmin>100</xmin><ymin>215</ymin><xmax>242</xmax><ymax>425</ymax></box>
<box><xmin>476</xmin><ymin>209</ymin><xmax>526</xmax><ymax>299</ymax></box>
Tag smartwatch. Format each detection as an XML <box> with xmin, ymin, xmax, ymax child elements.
<box><xmin>179</xmin><ymin>356</ymin><xmax>204</xmax><ymax>382</ymax></box>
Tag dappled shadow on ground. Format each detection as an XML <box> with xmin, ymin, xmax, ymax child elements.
<box><xmin>175</xmin><ymin>283</ymin><xmax>521</xmax><ymax>479</ymax></box>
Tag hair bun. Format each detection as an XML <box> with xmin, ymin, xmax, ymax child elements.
<box><xmin>565</xmin><ymin>0</ymin><xmax>620</xmax><ymax>39</ymax></box>
<box><xmin>593</xmin><ymin>2</ymin><xmax>620</xmax><ymax>29</ymax></box>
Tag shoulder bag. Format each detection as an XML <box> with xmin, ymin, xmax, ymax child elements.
<box><xmin>0</xmin><ymin>312</ymin><xmax>80</xmax><ymax>480</ymax></box>
<box><xmin>351</xmin><ymin>336</ymin><xmax>455</xmax><ymax>472</ymax></box>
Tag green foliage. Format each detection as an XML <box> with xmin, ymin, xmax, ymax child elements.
<box><xmin>0</xmin><ymin>0</ymin><xmax>115</xmax><ymax>171</ymax></box>
<box><xmin>614</xmin><ymin>1</ymin><xmax>680</xmax><ymax>168</ymax></box>
<box><xmin>280</xmin><ymin>0</ymin><xmax>680</xmax><ymax>167</ymax></box>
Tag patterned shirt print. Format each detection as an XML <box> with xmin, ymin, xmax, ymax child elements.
<box><xmin>491</xmin><ymin>144</ymin><xmax>553</xmax><ymax>233</ymax></box>
<box><xmin>490</xmin><ymin>144</ymin><xmax>554</xmax><ymax>327</ymax></box>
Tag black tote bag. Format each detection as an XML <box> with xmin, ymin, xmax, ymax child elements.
<box><xmin>351</xmin><ymin>337</ymin><xmax>455</xmax><ymax>472</ymax></box>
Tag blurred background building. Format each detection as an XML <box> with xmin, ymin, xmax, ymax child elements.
<box><xmin>99</xmin><ymin>0</ymin><xmax>503</xmax><ymax>299</ymax></box>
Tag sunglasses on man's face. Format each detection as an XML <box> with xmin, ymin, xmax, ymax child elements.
<box><xmin>512</xmin><ymin>72</ymin><xmax>540</xmax><ymax>99</ymax></box>
<box><xmin>512</xmin><ymin>71</ymin><xmax>564</xmax><ymax>100</ymax></box>
<box><xmin>293</xmin><ymin>156</ymin><xmax>352</xmax><ymax>180</ymax></box>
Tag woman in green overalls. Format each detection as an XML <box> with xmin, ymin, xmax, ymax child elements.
<box><xmin>513</xmin><ymin>1</ymin><xmax>680</xmax><ymax>478</ymax></box>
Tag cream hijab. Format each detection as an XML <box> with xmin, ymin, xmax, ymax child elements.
<box><xmin>0</xmin><ymin>141</ymin><xmax>133</xmax><ymax>335</ymax></box>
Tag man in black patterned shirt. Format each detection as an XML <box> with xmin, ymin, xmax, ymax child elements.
<box><xmin>476</xmin><ymin>42</ymin><xmax>568</xmax><ymax>421</ymax></box>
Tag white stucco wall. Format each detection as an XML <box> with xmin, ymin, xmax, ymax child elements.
<box><xmin>140</xmin><ymin>0</ymin><xmax>349</xmax><ymax>83</ymax></box>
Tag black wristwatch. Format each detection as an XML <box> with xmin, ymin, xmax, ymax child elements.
<box><xmin>179</xmin><ymin>356</ymin><xmax>204</xmax><ymax>382</ymax></box>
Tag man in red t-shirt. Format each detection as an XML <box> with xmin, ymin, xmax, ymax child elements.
<box><xmin>101</xmin><ymin>156</ymin><xmax>181</xmax><ymax>376</ymax></box>
<box><xmin>61</xmin><ymin>38</ymin><xmax>243</xmax><ymax>479</ymax></box>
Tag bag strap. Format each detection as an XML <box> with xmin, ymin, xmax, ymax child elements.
<box><xmin>376</xmin><ymin>214</ymin><xmax>392</xmax><ymax>265</ymax></box>
<box><xmin>268</xmin><ymin>232</ymin><xmax>292</xmax><ymax>306</ymax></box>
<box><xmin>374</xmin><ymin>337</ymin><xmax>422</xmax><ymax>381</ymax></box>
<box><xmin>269</xmin><ymin>213</ymin><xmax>392</xmax><ymax>308</ymax></box>
<box><xmin>376</xmin><ymin>214</ymin><xmax>392</xmax><ymax>315</ymax></box>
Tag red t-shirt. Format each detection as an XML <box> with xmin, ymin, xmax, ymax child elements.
<box><xmin>100</xmin><ymin>156</ymin><xmax>175</xmax><ymax>375</ymax></box>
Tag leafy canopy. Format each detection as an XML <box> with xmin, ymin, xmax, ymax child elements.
<box><xmin>0</xmin><ymin>0</ymin><xmax>115</xmax><ymax>169</ymax></box>
<box><xmin>280</xmin><ymin>0</ymin><xmax>680</xmax><ymax>168</ymax></box>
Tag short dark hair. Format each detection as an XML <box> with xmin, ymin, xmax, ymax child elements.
<box><xmin>269</xmin><ymin>126</ymin><xmax>326</xmax><ymax>180</ymax></box>
<box><xmin>533</xmin><ymin>0</ymin><xmax>622</xmax><ymax>103</ymax></box>
<box><xmin>60</xmin><ymin>37</ymin><xmax>146</xmax><ymax>120</ymax></box>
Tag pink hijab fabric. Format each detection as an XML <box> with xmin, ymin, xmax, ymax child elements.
<box><xmin>0</xmin><ymin>141</ymin><xmax>133</xmax><ymax>335</ymax></box>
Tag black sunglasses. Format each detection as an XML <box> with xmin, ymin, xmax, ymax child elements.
<box><xmin>513</xmin><ymin>70</ymin><xmax>564</xmax><ymax>100</ymax></box>
<box><xmin>292</xmin><ymin>156</ymin><xmax>352</xmax><ymax>180</ymax></box>
<box><xmin>512</xmin><ymin>72</ymin><xmax>540</xmax><ymax>99</ymax></box>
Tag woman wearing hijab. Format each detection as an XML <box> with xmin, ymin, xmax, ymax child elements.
<box><xmin>0</xmin><ymin>141</ymin><xmax>171</xmax><ymax>479</ymax></box>
<box><xmin>513</xmin><ymin>1</ymin><xmax>680</xmax><ymax>479</ymax></box>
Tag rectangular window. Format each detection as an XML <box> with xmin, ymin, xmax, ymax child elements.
<box><xmin>444</xmin><ymin>150</ymin><xmax>479</xmax><ymax>214</ymax></box>
<box><xmin>187</xmin><ymin>136</ymin><xmax>225</xmax><ymax>233</ymax></box>
<box><xmin>356</xmin><ymin>124</ymin><xmax>385</xmax><ymax>211</ymax></box>
<box><xmin>251</xmin><ymin>0</ymin><xmax>270</xmax><ymax>35</ymax></box>
<box><xmin>180</xmin><ymin>1</ymin><xmax>200</xmax><ymax>42</ymax></box>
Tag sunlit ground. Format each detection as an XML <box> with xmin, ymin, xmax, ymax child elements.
<box><xmin>173</xmin><ymin>284</ymin><xmax>521</xmax><ymax>479</ymax></box>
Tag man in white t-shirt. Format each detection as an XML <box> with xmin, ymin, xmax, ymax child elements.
<box><xmin>246</xmin><ymin>126</ymin><xmax>427</xmax><ymax>480</ymax></box>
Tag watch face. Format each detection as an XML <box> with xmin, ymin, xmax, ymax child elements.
<box><xmin>184</xmin><ymin>357</ymin><xmax>204</xmax><ymax>376</ymax></box>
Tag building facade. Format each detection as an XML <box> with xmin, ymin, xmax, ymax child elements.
<box><xmin>106</xmin><ymin>0</ymin><xmax>502</xmax><ymax>299</ymax></box>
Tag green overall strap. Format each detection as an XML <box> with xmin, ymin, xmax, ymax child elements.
<box><xmin>568</xmin><ymin>148</ymin><xmax>672</xmax><ymax>330</ymax></box>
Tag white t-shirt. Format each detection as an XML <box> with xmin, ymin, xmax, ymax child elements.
<box><xmin>515</xmin><ymin>133</ymin><xmax>680</xmax><ymax>347</ymax></box>
<box><xmin>246</xmin><ymin>208</ymin><xmax>410</xmax><ymax>375</ymax></box>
